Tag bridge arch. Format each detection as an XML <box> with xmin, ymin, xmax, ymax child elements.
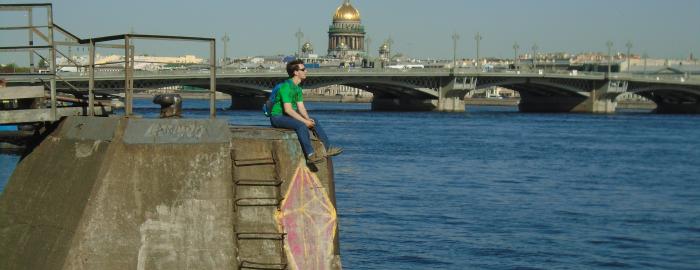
<box><xmin>475</xmin><ymin>77</ymin><xmax>593</xmax><ymax>97</ymax></box>
<box><xmin>627</xmin><ymin>85</ymin><xmax>700</xmax><ymax>113</ymax></box>
<box><xmin>303</xmin><ymin>77</ymin><xmax>440</xmax><ymax>99</ymax></box>
<box><xmin>471</xmin><ymin>76</ymin><xmax>605</xmax><ymax>113</ymax></box>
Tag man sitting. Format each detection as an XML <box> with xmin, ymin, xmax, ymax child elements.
<box><xmin>269</xmin><ymin>60</ymin><xmax>343</xmax><ymax>164</ymax></box>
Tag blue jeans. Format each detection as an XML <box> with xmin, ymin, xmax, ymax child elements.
<box><xmin>270</xmin><ymin>116</ymin><xmax>330</xmax><ymax>157</ymax></box>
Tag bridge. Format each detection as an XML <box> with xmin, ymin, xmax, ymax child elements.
<box><xmin>3</xmin><ymin>2</ymin><xmax>700</xmax><ymax>120</ymax></box>
<box><xmin>7</xmin><ymin>68</ymin><xmax>700</xmax><ymax>114</ymax></box>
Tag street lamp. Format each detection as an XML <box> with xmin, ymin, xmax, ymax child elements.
<box><xmin>222</xmin><ymin>33</ymin><xmax>230</xmax><ymax>66</ymax></box>
<box><xmin>606</xmin><ymin>40</ymin><xmax>613</xmax><ymax>75</ymax></box>
<box><xmin>513</xmin><ymin>42</ymin><xmax>520</xmax><ymax>67</ymax></box>
<box><xmin>295</xmin><ymin>28</ymin><xmax>304</xmax><ymax>57</ymax></box>
<box><xmin>532</xmin><ymin>44</ymin><xmax>539</xmax><ymax>70</ymax></box>
<box><xmin>625</xmin><ymin>41</ymin><xmax>633</xmax><ymax>73</ymax></box>
<box><xmin>643</xmin><ymin>52</ymin><xmax>648</xmax><ymax>75</ymax></box>
<box><xmin>474</xmin><ymin>32</ymin><xmax>482</xmax><ymax>72</ymax></box>
<box><xmin>386</xmin><ymin>36</ymin><xmax>394</xmax><ymax>62</ymax></box>
<box><xmin>451</xmin><ymin>32</ymin><xmax>459</xmax><ymax>72</ymax></box>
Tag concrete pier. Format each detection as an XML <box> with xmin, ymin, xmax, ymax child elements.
<box><xmin>0</xmin><ymin>116</ymin><xmax>341</xmax><ymax>270</ymax></box>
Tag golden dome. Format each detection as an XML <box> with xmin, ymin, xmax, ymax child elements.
<box><xmin>333</xmin><ymin>1</ymin><xmax>361</xmax><ymax>22</ymax></box>
<box><xmin>379</xmin><ymin>43</ymin><xmax>389</xmax><ymax>54</ymax></box>
<box><xmin>302</xmin><ymin>42</ymin><xmax>313</xmax><ymax>53</ymax></box>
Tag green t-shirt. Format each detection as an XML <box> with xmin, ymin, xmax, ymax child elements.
<box><xmin>270</xmin><ymin>79</ymin><xmax>304</xmax><ymax>117</ymax></box>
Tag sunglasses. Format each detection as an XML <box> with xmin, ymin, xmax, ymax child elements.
<box><xmin>297</xmin><ymin>68</ymin><xmax>306</xmax><ymax>72</ymax></box>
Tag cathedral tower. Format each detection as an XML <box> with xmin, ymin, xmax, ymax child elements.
<box><xmin>328</xmin><ymin>0</ymin><xmax>366</xmax><ymax>59</ymax></box>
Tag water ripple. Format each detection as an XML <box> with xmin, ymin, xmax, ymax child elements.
<box><xmin>3</xmin><ymin>102</ymin><xmax>700</xmax><ymax>269</ymax></box>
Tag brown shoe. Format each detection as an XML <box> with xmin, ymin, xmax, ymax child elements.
<box><xmin>325</xmin><ymin>146</ymin><xmax>344</xmax><ymax>157</ymax></box>
<box><xmin>307</xmin><ymin>152</ymin><xmax>325</xmax><ymax>164</ymax></box>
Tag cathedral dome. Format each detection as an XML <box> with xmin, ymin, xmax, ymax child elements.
<box><xmin>302</xmin><ymin>41</ymin><xmax>313</xmax><ymax>53</ymax></box>
<box><xmin>379</xmin><ymin>43</ymin><xmax>389</xmax><ymax>54</ymax></box>
<box><xmin>333</xmin><ymin>0</ymin><xmax>361</xmax><ymax>22</ymax></box>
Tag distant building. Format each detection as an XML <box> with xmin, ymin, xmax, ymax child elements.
<box><xmin>378</xmin><ymin>42</ymin><xmax>390</xmax><ymax>62</ymax></box>
<box><xmin>92</xmin><ymin>54</ymin><xmax>203</xmax><ymax>66</ymax></box>
<box><xmin>327</xmin><ymin>0</ymin><xmax>366</xmax><ymax>60</ymax></box>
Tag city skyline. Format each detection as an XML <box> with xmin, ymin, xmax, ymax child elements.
<box><xmin>1</xmin><ymin>0</ymin><xmax>699</xmax><ymax>65</ymax></box>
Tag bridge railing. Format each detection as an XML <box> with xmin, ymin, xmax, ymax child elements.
<box><xmin>609</xmin><ymin>73</ymin><xmax>698</xmax><ymax>83</ymax></box>
<box><xmin>12</xmin><ymin>66</ymin><xmax>698</xmax><ymax>86</ymax></box>
<box><xmin>44</xmin><ymin>67</ymin><xmax>593</xmax><ymax>76</ymax></box>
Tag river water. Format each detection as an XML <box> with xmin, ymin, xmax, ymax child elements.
<box><xmin>1</xmin><ymin>99</ymin><xmax>699</xmax><ymax>269</ymax></box>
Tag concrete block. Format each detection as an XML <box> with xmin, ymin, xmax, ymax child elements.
<box><xmin>0</xmin><ymin>116</ymin><xmax>341</xmax><ymax>269</ymax></box>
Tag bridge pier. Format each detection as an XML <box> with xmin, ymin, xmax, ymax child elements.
<box><xmin>437</xmin><ymin>96</ymin><xmax>465</xmax><ymax>112</ymax></box>
<box><xmin>572</xmin><ymin>90</ymin><xmax>618</xmax><ymax>113</ymax></box>
<box><xmin>229</xmin><ymin>95</ymin><xmax>266</xmax><ymax>110</ymax></box>
<box><xmin>437</xmin><ymin>85</ymin><xmax>466</xmax><ymax>112</ymax></box>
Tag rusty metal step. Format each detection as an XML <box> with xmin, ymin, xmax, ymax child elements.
<box><xmin>236</xmin><ymin>179</ymin><xmax>282</xmax><ymax>186</ymax></box>
<box><xmin>237</xmin><ymin>232</ymin><xmax>286</xmax><ymax>240</ymax></box>
<box><xmin>240</xmin><ymin>261</ymin><xmax>287</xmax><ymax>270</ymax></box>
<box><xmin>235</xmin><ymin>198</ymin><xmax>282</xmax><ymax>207</ymax></box>
<box><xmin>234</xmin><ymin>157</ymin><xmax>275</xmax><ymax>166</ymax></box>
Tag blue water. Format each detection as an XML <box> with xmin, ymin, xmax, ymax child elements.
<box><xmin>2</xmin><ymin>99</ymin><xmax>700</xmax><ymax>269</ymax></box>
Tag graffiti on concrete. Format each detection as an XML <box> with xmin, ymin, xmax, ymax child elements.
<box><xmin>277</xmin><ymin>164</ymin><xmax>337</xmax><ymax>270</ymax></box>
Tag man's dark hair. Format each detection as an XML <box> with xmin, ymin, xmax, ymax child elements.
<box><xmin>286</xmin><ymin>59</ymin><xmax>305</xmax><ymax>77</ymax></box>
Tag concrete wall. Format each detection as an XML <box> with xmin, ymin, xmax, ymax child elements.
<box><xmin>0</xmin><ymin>116</ymin><xmax>341</xmax><ymax>270</ymax></box>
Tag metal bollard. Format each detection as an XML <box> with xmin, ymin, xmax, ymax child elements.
<box><xmin>153</xmin><ymin>94</ymin><xmax>182</xmax><ymax>118</ymax></box>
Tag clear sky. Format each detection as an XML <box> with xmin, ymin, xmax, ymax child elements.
<box><xmin>1</xmin><ymin>0</ymin><xmax>699</xmax><ymax>64</ymax></box>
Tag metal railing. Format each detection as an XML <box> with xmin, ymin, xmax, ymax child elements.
<box><xmin>1</xmin><ymin>4</ymin><xmax>58</xmax><ymax>120</ymax></box>
<box><xmin>1</xmin><ymin>3</ymin><xmax>218</xmax><ymax>120</ymax></box>
<box><xmin>79</xmin><ymin>34</ymin><xmax>216</xmax><ymax>118</ymax></box>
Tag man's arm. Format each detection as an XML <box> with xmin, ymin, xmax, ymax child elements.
<box><xmin>284</xmin><ymin>103</ymin><xmax>314</xmax><ymax>128</ymax></box>
<box><xmin>297</xmin><ymin>102</ymin><xmax>312</xmax><ymax>121</ymax></box>
<box><xmin>278</xmin><ymin>83</ymin><xmax>313</xmax><ymax>127</ymax></box>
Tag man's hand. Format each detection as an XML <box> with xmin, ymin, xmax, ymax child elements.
<box><xmin>304</xmin><ymin>119</ymin><xmax>315</xmax><ymax>128</ymax></box>
<box><xmin>284</xmin><ymin>102</ymin><xmax>315</xmax><ymax>128</ymax></box>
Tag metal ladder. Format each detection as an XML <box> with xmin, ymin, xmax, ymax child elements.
<box><xmin>232</xmin><ymin>146</ymin><xmax>287</xmax><ymax>270</ymax></box>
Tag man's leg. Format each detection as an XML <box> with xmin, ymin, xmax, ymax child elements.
<box><xmin>310</xmin><ymin>117</ymin><xmax>330</xmax><ymax>147</ymax></box>
<box><xmin>311</xmin><ymin>118</ymin><xmax>343</xmax><ymax>157</ymax></box>
<box><xmin>270</xmin><ymin>116</ymin><xmax>315</xmax><ymax>157</ymax></box>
